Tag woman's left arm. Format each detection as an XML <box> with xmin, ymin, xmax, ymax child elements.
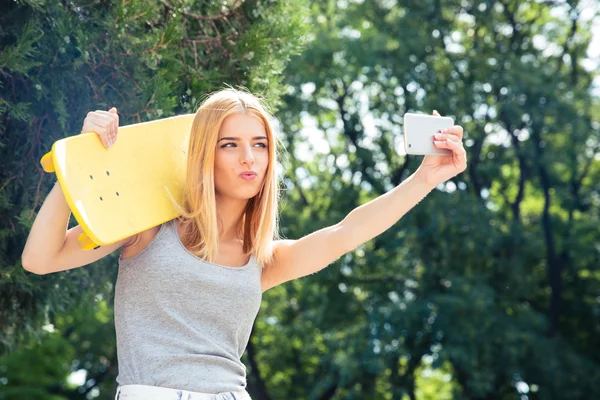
<box><xmin>261</xmin><ymin>112</ymin><xmax>467</xmax><ymax>292</ymax></box>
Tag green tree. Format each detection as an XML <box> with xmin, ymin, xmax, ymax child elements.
<box><xmin>1</xmin><ymin>0</ymin><xmax>308</xmax><ymax>397</ymax></box>
<box><xmin>249</xmin><ymin>0</ymin><xmax>600</xmax><ymax>398</ymax></box>
<box><xmin>0</xmin><ymin>295</ymin><xmax>118</xmax><ymax>400</ymax></box>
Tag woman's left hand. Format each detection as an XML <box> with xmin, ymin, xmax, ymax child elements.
<box><xmin>415</xmin><ymin>110</ymin><xmax>468</xmax><ymax>187</ymax></box>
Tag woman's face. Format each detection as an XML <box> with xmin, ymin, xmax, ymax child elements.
<box><xmin>214</xmin><ymin>112</ymin><xmax>269</xmax><ymax>201</ymax></box>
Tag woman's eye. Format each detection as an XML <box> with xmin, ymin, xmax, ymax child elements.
<box><xmin>220</xmin><ymin>142</ymin><xmax>267</xmax><ymax>148</ymax></box>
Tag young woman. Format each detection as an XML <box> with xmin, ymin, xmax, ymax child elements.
<box><xmin>22</xmin><ymin>88</ymin><xmax>467</xmax><ymax>400</ymax></box>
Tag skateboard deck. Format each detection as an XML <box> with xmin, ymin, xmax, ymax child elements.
<box><xmin>40</xmin><ymin>114</ymin><xmax>195</xmax><ymax>250</ymax></box>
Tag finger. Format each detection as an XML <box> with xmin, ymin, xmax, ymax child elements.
<box><xmin>447</xmin><ymin>137</ymin><xmax>466</xmax><ymax>153</ymax></box>
<box><xmin>82</xmin><ymin>119</ymin><xmax>106</xmax><ymax>135</ymax></box>
<box><xmin>85</xmin><ymin>120</ymin><xmax>112</xmax><ymax>148</ymax></box>
<box><xmin>95</xmin><ymin>110</ymin><xmax>117</xmax><ymax>118</ymax></box>
<box><xmin>433</xmin><ymin>139</ymin><xmax>453</xmax><ymax>149</ymax></box>
<box><xmin>448</xmin><ymin>139</ymin><xmax>467</xmax><ymax>166</ymax></box>
<box><xmin>435</xmin><ymin>138</ymin><xmax>467</xmax><ymax>161</ymax></box>
<box><xmin>433</xmin><ymin>110</ymin><xmax>441</xmax><ymax>117</ymax></box>
<box><xmin>434</xmin><ymin>132</ymin><xmax>460</xmax><ymax>143</ymax></box>
<box><xmin>433</xmin><ymin>137</ymin><xmax>463</xmax><ymax>151</ymax></box>
<box><xmin>442</xmin><ymin>125</ymin><xmax>464</xmax><ymax>140</ymax></box>
<box><xmin>91</xmin><ymin>113</ymin><xmax>117</xmax><ymax>138</ymax></box>
<box><xmin>94</xmin><ymin>110</ymin><xmax>118</xmax><ymax>127</ymax></box>
<box><xmin>90</xmin><ymin>118</ymin><xmax>115</xmax><ymax>143</ymax></box>
<box><xmin>96</xmin><ymin>110</ymin><xmax>119</xmax><ymax>138</ymax></box>
<box><xmin>91</xmin><ymin>113</ymin><xmax>114</xmax><ymax>126</ymax></box>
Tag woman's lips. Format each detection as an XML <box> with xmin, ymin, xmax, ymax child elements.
<box><xmin>240</xmin><ymin>172</ymin><xmax>257</xmax><ymax>180</ymax></box>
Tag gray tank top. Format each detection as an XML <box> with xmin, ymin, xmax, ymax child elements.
<box><xmin>114</xmin><ymin>219</ymin><xmax>263</xmax><ymax>393</ymax></box>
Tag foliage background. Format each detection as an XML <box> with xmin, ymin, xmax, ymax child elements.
<box><xmin>1</xmin><ymin>0</ymin><xmax>599</xmax><ymax>399</ymax></box>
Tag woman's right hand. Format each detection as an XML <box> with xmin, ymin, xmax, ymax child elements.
<box><xmin>81</xmin><ymin>107</ymin><xmax>119</xmax><ymax>148</ymax></box>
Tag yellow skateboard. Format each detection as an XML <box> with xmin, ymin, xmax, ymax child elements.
<box><xmin>40</xmin><ymin>114</ymin><xmax>195</xmax><ymax>250</ymax></box>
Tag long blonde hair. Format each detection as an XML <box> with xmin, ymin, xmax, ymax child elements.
<box><xmin>173</xmin><ymin>88</ymin><xmax>282</xmax><ymax>267</ymax></box>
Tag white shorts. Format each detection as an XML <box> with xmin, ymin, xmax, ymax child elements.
<box><xmin>114</xmin><ymin>384</ymin><xmax>252</xmax><ymax>400</ymax></box>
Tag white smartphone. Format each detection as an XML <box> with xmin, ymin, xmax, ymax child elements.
<box><xmin>403</xmin><ymin>112</ymin><xmax>454</xmax><ymax>156</ymax></box>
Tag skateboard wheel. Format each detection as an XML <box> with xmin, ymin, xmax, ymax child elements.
<box><xmin>77</xmin><ymin>232</ymin><xmax>99</xmax><ymax>251</ymax></box>
<box><xmin>40</xmin><ymin>152</ymin><xmax>55</xmax><ymax>173</ymax></box>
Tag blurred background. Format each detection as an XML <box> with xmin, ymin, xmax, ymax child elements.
<box><xmin>1</xmin><ymin>0</ymin><xmax>599</xmax><ymax>399</ymax></box>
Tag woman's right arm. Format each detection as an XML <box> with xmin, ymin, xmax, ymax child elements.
<box><xmin>21</xmin><ymin>107</ymin><xmax>137</xmax><ymax>275</ymax></box>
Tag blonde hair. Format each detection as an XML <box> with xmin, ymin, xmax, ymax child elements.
<box><xmin>172</xmin><ymin>88</ymin><xmax>282</xmax><ymax>268</ymax></box>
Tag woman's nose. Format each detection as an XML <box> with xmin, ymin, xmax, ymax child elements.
<box><xmin>241</xmin><ymin>145</ymin><xmax>255</xmax><ymax>165</ymax></box>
